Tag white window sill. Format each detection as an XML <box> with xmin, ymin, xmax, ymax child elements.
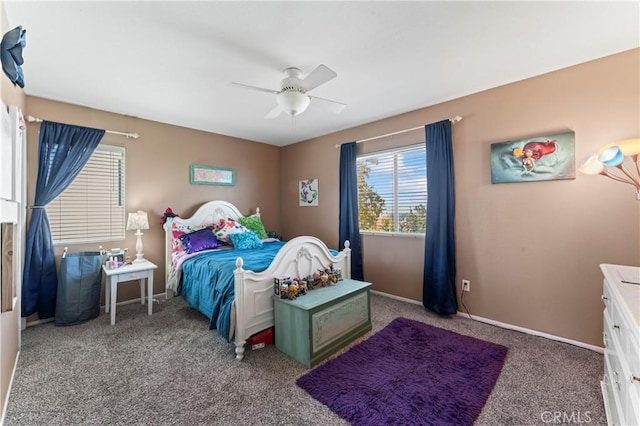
<box><xmin>360</xmin><ymin>231</ymin><xmax>424</xmax><ymax>239</ymax></box>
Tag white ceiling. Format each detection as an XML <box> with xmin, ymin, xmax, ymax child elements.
<box><xmin>4</xmin><ymin>1</ymin><xmax>639</xmax><ymax>146</ymax></box>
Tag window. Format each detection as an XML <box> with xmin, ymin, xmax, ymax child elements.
<box><xmin>46</xmin><ymin>145</ymin><xmax>125</xmax><ymax>244</ymax></box>
<box><xmin>357</xmin><ymin>144</ymin><xmax>426</xmax><ymax>234</ymax></box>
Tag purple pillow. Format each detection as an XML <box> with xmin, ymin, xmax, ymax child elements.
<box><xmin>179</xmin><ymin>228</ymin><xmax>222</xmax><ymax>254</ymax></box>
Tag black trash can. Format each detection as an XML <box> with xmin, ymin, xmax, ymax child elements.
<box><xmin>55</xmin><ymin>251</ymin><xmax>103</xmax><ymax>326</ymax></box>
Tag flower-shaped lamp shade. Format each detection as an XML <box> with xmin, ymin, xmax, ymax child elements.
<box><xmin>578</xmin><ymin>154</ymin><xmax>605</xmax><ymax>175</ymax></box>
<box><xmin>579</xmin><ymin>138</ymin><xmax>640</xmax><ymax>200</ymax></box>
<box><xmin>598</xmin><ymin>146</ymin><xmax>625</xmax><ymax>167</ymax></box>
<box><xmin>597</xmin><ymin>138</ymin><xmax>640</xmax><ymax>157</ymax></box>
<box><xmin>126</xmin><ymin>211</ymin><xmax>149</xmax><ymax>231</ymax></box>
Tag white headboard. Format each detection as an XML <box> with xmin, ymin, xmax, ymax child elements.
<box><xmin>163</xmin><ymin>200</ymin><xmax>259</xmax><ymax>293</ymax></box>
<box><xmin>172</xmin><ymin>200</ymin><xmax>245</xmax><ymax>227</ymax></box>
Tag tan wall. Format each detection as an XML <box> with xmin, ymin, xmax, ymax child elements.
<box><xmin>24</xmin><ymin>97</ymin><xmax>281</xmax><ymax>306</ymax></box>
<box><xmin>281</xmin><ymin>48</ymin><xmax>640</xmax><ymax>347</ymax></box>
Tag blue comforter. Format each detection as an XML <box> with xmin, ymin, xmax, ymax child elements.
<box><xmin>178</xmin><ymin>241</ymin><xmax>285</xmax><ymax>340</ymax></box>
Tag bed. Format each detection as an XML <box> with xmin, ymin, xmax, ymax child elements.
<box><xmin>163</xmin><ymin>200</ymin><xmax>352</xmax><ymax>361</ymax></box>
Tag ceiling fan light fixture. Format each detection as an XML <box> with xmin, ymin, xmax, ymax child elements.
<box><xmin>276</xmin><ymin>90</ymin><xmax>310</xmax><ymax>116</ymax></box>
<box><xmin>230</xmin><ymin>64</ymin><xmax>344</xmax><ymax>120</ymax></box>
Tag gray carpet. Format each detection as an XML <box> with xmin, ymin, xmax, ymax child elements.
<box><xmin>4</xmin><ymin>294</ymin><xmax>606</xmax><ymax>425</ymax></box>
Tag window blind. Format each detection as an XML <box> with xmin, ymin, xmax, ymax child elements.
<box><xmin>357</xmin><ymin>144</ymin><xmax>427</xmax><ymax>234</ymax></box>
<box><xmin>46</xmin><ymin>145</ymin><xmax>126</xmax><ymax>244</ymax></box>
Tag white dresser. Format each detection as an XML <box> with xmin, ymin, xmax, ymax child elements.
<box><xmin>600</xmin><ymin>264</ymin><xmax>640</xmax><ymax>426</ymax></box>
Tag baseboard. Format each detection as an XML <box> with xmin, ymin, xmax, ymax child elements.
<box><xmin>103</xmin><ymin>292</ymin><xmax>167</xmax><ymax>308</ymax></box>
<box><xmin>370</xmin><ymin>289</ymin><xmax>604</xmax><ymax>354</ymax></box>
<box><xmin>456</xmin><ymin>311</ymin><xmax>605</xmax><ymax>353</ymax></box>
<box><xmin>370</xmin><ymin>290</ymin><xmax>423</xmax><ymax>306</ymax></box>
<box><xmin>0</xmin><ymin>350</ymin><xmax>20</xmax><ymax>426</ymax></box>
<box><xmin>24</xmin><ymin>317</ymin><xmax>54</xmax><ymax>327</ymax></box>
<box><xmin>25</xmin><ymin>292</ymin><xmax>167</xmax><ymax>328</ymax></box>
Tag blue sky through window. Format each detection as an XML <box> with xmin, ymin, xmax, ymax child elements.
<box><xmin>359</xmin><ymin>145</ymin><xmax>427</xmax><ymax>222</ymax></box>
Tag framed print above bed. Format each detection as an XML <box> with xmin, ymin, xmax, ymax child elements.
<box><xmin>190</xmin><ymin>164</ymin><xmax>235</xmax><ymax>186</ymax></box>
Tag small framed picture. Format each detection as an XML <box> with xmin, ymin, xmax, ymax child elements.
<box><xmin>190</xmin><ymin>164</ymin><xmax>235</xmax><ymax>186</ymax></box>
<box><xmin>299</xmin><ymin>179</ymin><xmax>319</xmax><ymax>206</ymax></box>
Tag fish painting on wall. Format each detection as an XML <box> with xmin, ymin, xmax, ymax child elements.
<box><xmin>490</xmin><ymin>131</ymin><xmax>576</xmax><ymax>184</ymax></box>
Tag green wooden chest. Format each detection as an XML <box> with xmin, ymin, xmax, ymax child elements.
<box><xmin>274</xmin><ymin>279</ymin><xmax>372</xmax><ymax>367</ymax></box>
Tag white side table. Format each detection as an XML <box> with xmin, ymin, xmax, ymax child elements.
<box><xmin>102</xmin><ymin>261</ymin><xmax>158</xmax><ymax>325</ymax></box>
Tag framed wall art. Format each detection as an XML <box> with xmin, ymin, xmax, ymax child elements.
<box><xmin>299</xmin><ymin>179</ymin><xmax>319</xmax><ymax>206</ymax></box>
<box><xmin>490</xmin><ymin>131</ymin><xmax>576</xmax><ymax>184</ymax></box>
<box><xmin>190</xmin><ymin>164</ymin><xmax>235</xmax><ymax>186</ymax></box>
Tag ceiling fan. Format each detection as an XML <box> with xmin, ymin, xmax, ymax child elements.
<box><xmin>230</xmin><ymin>64</ymin><xmax>346</xmax><ymax>119</ymax></box>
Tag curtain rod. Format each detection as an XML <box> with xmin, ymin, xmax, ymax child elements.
<box><xmin>26</xmin><ymin>115</ymin><xmax>140</xmax><ymax>139</ymax></box>
<box><xmin>335</xmin><ymin>115</ymin><xmax>462</xmax><ymax>148</ymax></box>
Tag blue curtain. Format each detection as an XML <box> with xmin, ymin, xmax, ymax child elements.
<box><xmin>22</xmin><ymin>121</ymin><xmax>105</xmax><ymax>319</ymax></box>
<box><xmin>339</xmin><ymin>142</ymin><xmax>364</xmax><ymax>281</ymax></box>
<box><xmin>422</xmin><ymin>120</ymin><xmax>457</xmax><ymax>315</ymax></box>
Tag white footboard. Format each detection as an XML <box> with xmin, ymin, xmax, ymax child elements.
<box><xmin>232</xmin><ymin>236</ymin><xmax>351</xmax><ymax>360</ymax></box>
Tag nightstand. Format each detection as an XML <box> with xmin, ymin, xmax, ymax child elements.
<box><xmin>102</xmin><ymin>261</ymin><xmax>158</xmax><ymax>325</ymax></box>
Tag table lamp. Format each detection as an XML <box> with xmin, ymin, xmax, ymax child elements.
<box><xmin>126</xmin><ymin>210</ymin><xmax>149</xmax><ymax>263</ymax></box>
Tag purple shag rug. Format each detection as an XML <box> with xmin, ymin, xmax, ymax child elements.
<box><xmin>296</xmin><ymin>317</ymin><xmax>508</xmax><ymax>426</ymax></box>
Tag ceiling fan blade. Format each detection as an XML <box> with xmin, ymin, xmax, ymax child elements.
<box><xmin>264</xmin><ymin>104</ymin><xmax>283</xmax><ymax>119</ymax></box>
<box><xmin>301</xmin><ymin>64</ymin><xmax>337</xmax><ymax>92</ymax></box>
<box><xmin>229</xmin><ymin>82</ymin><xmax>279</xmax><ymax>95</ymax></box>
<box><xmin>309</xmin><ymin>95</ymin><xmax>347</xmax><ymax>114</ymax></box>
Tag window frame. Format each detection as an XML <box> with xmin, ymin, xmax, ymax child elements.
<box><xmin>356</xmin><ymin>143</ymin><xmax>427</xmax><ymax>238</ymax></box>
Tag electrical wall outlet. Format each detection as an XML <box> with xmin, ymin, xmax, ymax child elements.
<box><xmin>461</xmin><ymin>279</ymin><xmax>470</xmax><ymax>292</ymax></box>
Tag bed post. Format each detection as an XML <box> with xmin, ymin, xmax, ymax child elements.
<box><xmin>164</xmin><ymin>218</ymin><xmax>175</xmax><ymax>299</ymax></box>
<box><xmin>233</xmin><ymin>257</ymin><xmax>246</xmax><ymax>361</ymax></box>
<box><xmin>343</xmin><ymin>240</ymin><xmax>352</xmax><ymax>279</ymax></box>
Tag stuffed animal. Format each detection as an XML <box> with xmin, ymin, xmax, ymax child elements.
<box><xmin>320</xmin><ymin>273</ymin><xmax>329</xmax><ymax>287</ymax></box>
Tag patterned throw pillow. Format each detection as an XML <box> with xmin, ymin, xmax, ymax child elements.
<box><xmin>238</xmin><ymin>214</ymin><xmax>268</xmax><ymax>240</ymax></box>
<box><xmin>179</xmin><ymin>228</ymin><xmax>222</xmax><ymax>254</ymax></box>
<box><xmin>212</xmin><ymin>218</ymin><xmax>249</xmax><ymax>244</ymax></box>
<box><xmin>229</xmin><ymin>231</ymin><xmax>263</xmax><ymax>250</ymax></box>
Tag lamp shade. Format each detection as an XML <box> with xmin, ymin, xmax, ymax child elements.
<box><xmin>577</xmin><ymin>154</ymin><xmax>605</xmax><ymax>175</ymax></box>
<box><xmin>598</xmin><ymin>146</ymin><xmax>625</xmax><ymax>167</ymax></box>
<box><xmin>126</xmin><ymin>210</ymin><xmax>149</xmax><ymax>231</ymax></box>
<box><xmin>597</xmin><ymin>138</ymin><xmax>640</xmax><ymax>157</ymax></box>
